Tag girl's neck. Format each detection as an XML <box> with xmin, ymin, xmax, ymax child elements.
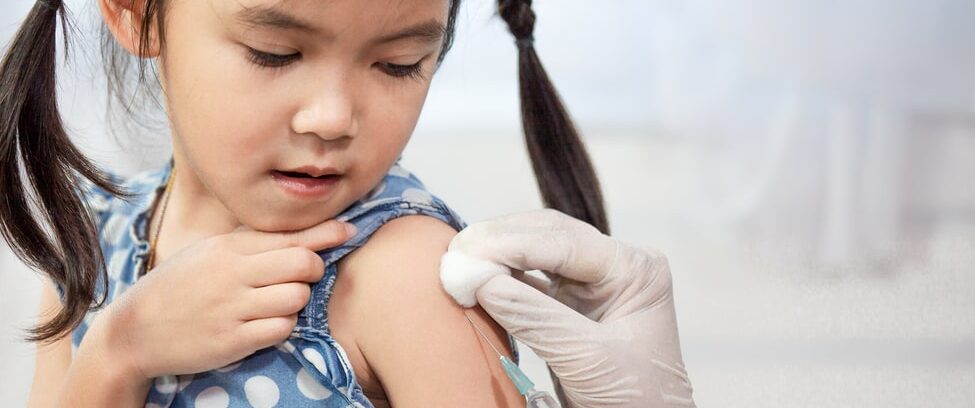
<box><xmin>148</xmin><ymin>151</ymin><xmax>241</xmax><ymax>266</ymax></box>
<box><xmin>169</xmin><ymin>159</ymin><xmax>241</xmax><ymax>234</ymax></box>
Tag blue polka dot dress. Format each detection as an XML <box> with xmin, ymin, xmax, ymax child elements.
<box><xmin>57</xmin><ymin>158</ymin><xmax>520</xmax><ymax>407</ymax></box>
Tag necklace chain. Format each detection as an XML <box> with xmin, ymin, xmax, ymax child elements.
<box><xmin>147</xmin><ymin>165</ymin><xmax>176</xmax><ymax>273</ymax></box>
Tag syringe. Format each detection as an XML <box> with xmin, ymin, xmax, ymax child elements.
<box><xmin>465</xmin><ymin>312</ymin><xmax>562</xmax><ymax>408</ymax></box>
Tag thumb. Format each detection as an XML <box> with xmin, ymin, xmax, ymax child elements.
<box><xmin>476</xmin><ymin>275</ymin><xmax>595</xmax><ymax>362</ymax></box>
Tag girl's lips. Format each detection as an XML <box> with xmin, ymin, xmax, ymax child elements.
<box><xmin>271</xmin><ymin>170</ymin><xmax>341</xmax><ymax>200</ymax></box>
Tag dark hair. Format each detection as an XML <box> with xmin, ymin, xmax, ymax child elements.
<box><xmin>1</xmin><ymin>0</ymin><xmax>604</xmax><ymax>345</ymax></box>
<box><xmin>0</xmin><ymin>0</ymin><xmax>132</xmax><ymax>345</ymax></box>
<box><xmin>497</xmin><ymin>0</ymin><xmax>610</xmax><ymax>235</ymax></box>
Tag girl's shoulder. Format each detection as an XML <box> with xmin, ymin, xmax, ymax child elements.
<box><xmin>317</xmin><ymin>165</ymin><xmax>524</xmax><ymax>404</ymax></box>
<box><xmin>317</xmin><ymin>161</ymin><xmax>468</xmax><ymax>264</ymax></box>
<box><xmin>76</xmin><ymin>160</ymin><xmax>172</xmax><ymax>235</ymax></box>
<box><xmin>346</xmin><ymin>161</ymin><xmax>462</xmax><ymax>222</ymax></box>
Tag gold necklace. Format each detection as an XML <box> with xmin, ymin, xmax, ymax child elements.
<box><xmin>147</xmin><ymin>165</ymin><xmax>176</xmax><ymax>273</ymax></box>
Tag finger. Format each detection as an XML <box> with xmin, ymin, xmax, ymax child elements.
<box><xmin>230</xmin><ymin>219</ymin><xmax>356</xmax><ymax>255</ymax></box>
<box><xmin>237</xmin><ymin>314</ymin><xmax>298</xmax><ymax>351</ymax></box>
<box><xmin>239</xmin><ymin>282</ymin><xmax>311</xmax><ymax>320</ymax></box>
<box><xmin>475</xmin><ymin>275</ymin><xmax>595</xmax><ymax>358</ymax></box>
<box><xmin>512</xmin><ymin>269</ymin><xmax>555</xmax><ymax>296</ymax></box>
<box><xmin>242</xmin><ymin>247</ymin><xmax>325</xmax><ymax>287</ymax></box>
<box><xmin>448</xmin><ymin>208</ymin><xmax>618</xmax><ymax>284</ymax></box>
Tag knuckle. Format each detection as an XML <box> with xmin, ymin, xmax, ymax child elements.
<box><xmin>650</xmin><ymin>253</ymin><xmax>674</xmax><ymax>288</ymax></box>
<box><xmin>642</xmin><ymin>245</ymin><xmax>670</xmax><ymax>271</ymax></box>
<box><xmin>540</xmin><ymin>207</ymin><xmax>561</xmax><ymax>218</ymax></box>
<box><xmin>632</xmin><ymin>243</ymin><xmax>674</xmax><ymax>291</ymax></box>
<box><xmin>540</xmin><ymin>208</ymin><xmax>566</xmax><ymax>224</ymax></box>
<box><xmin>217</xmin><ymin>321</ymin><xmax>238</xmax><ymax>343</ymax></box>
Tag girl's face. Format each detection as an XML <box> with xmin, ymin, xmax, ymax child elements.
<box><xmin>157</xmin><ymin>0</ymin><xmax>449</xmax><ymax>232</ymax></box>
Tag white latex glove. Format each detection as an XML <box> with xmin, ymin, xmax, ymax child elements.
<box><xmin>441</xmin><ymin>209</ymin><xmax>695</xmax><ymax>408</ymax></box>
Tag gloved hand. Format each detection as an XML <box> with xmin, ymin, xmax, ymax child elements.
<box><xmin>441</xmin><ymin>209</ymin><xmax>695</xmax><ymax>408</ymax></box>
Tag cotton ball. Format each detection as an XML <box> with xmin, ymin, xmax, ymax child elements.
<box><xmin>439</xmin><ymin>251</ymin><xmax>511</xmax><ymax>307</ymax></box>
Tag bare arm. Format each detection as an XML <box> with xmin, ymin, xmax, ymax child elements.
<box><xmin>28</xmin><ymin>278</ymin><xmax>152</xmax><ymax>408</ymax></box>
<box><xmin>27</xmin><ymin>279</ymin><xmax>71</xmax><ymax>408</ymax></box>
<box><xmin>338</xmin><ymin>215</ymin><xmax>526</xmax><ymax>407</ymax></box>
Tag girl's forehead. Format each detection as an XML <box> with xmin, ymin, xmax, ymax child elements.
<box><xmin>211</xmin><ymin>0</ymin><xmax>450</xmax><ymax>42</ymax></box>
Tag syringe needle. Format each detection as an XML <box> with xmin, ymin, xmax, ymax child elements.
<box><xmin>463</xmin><ymin>311</ymin><xmax>562</xmax><ymax>407</ymax></box>
<box><xmin>465</xmin><ymin>311</ymin><xmax>504</xmax><ymax>358</ymax></box>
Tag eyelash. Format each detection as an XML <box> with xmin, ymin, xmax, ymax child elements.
<box><xmin>244</xmin><ymin>47</ymin><xmax>426</xmax><ymax>81</ymax></box>
<box><xmin>245</xmin><ymin>47</ymin><xmax>299</xmax><ymax>69</ymax></box>
<box><xmin>384</xmin><ymin>61</ymin><xmax>426</xmax><ymax>81</ymax></box>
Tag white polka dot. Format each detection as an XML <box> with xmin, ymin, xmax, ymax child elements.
<box><xmin>103</xmin><ymin>214</ymin><xmax>127</xmax><ymax>243</ymax></box>
<box><xmin>388</xmin><ymin>165</ymin><xmax>411</xmax><ymax>178</ymax></box>
<box><xmin>215</xmin><ymin>360</ymin><xmax>242</xmax><ymax>372</ymax></box>
<box><xmin>177</xmin><ymin>374</ymin><xmax>193</xmax><ymax>391</ymax></box>
<box><xmin>276</xmin><ymin>339</ymin><xmax>296</xmax><ymax>354</ymax></box>
<box><xmin>153</xmin><ymin>375</ymin><xmax>177</xmax><ymax>393</ymax></box>
<box><xmin>244</xmin><ymin>375</ymin><xmax>280</xmax><ymax>408</ymax></box>
<box><xmin>296</xmin><ymin>367</ymin><xmax>332</xmax><ymax>400</ymax></box>
<box><xmin>402</xmin><ymin>188</ymin><xmax>433</xmax><ymax>205</ymax></box>
<box><xmin>195</xmin><ymin>386</ymin><xmax>229</xmax><ymax>408</ymax></box>
<box><xmin>301</xmin><ymin>348</ymin><xmax>327</xmax><ymax>374</ymax></box>
<box><xmin>108</xmin><ymin>250</ymin><xmax>130</xmax><ymax>271</ymax></box>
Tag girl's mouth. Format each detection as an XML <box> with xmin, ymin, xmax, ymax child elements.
<box><xmin>276</xmin><ymin>170</ymin><xmax>335</xmax><ymax>179</ymax></box>
<box><xmin>271</xmin><ymin>170</ymin><xmax>342</xmax><ymax>200</ymax></box>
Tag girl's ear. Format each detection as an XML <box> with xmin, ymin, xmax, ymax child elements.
<box><xmin>99</xmin><ymin>0</ymin><xmax>160</xmax><ymax>58</ymax></box>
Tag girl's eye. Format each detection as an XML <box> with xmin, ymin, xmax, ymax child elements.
<box><xmin>245</xmin><ymin>45</ymin><xmax>425</xmax><ymax>81</ymax></box>
<box><xmin>380</xmin><ymin>62</ymin><xmax>426</xmax><ymax>81</ymax></box>
<box><xmin>245</xmin><ymin>47</ymin><xmax>300</xmax><ymax>69</ymax></box>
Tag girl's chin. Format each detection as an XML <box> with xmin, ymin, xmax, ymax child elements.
<box><xmin>238</xmin><ymin>202</ymin><xmax>345</xmax><ymax>234</ymax></box>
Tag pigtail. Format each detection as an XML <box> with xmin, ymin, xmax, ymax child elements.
<box><xmin>0</xmin><ymin>0</ymin><xmax>129</xmax><ymax>344</ymax></box>
<box><xmin>497</xmin><ymin>0</ymin><xmax>610</xmax><ymax>235</ymax></box>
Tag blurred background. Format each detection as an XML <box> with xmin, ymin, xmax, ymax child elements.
<box><xmin>3</xmin><ymin>0</ymin><xmax>975</xmax><ymax>406</ymax></box>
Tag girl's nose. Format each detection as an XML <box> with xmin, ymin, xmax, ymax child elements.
<box><xmin>291</xmin><ymin>82</ymin><xmax>358</xmax><ymax>141</ymax></box>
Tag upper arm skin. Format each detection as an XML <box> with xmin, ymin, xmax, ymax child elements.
<box><xmin>336</xmin><ymin>215</ymin><xmax>525</xmax><ymax>408</ymax></box>
<box><xmin>27</xmin><ymin>279</ymin><xmax>73</xmax><ymax>408</ymax></box>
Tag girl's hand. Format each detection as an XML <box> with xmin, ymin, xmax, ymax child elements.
<box><xmin>90</xmin><ymin>219</ymin><xmax>356</xmax><ymax>381</ymax></box>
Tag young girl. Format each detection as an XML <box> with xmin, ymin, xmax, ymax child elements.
<box><xmin>0</xmin><ymin>0</ymin><xmax>609</xmax><ymax>406</ymax></box>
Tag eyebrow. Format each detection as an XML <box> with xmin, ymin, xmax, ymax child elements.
<box><xmin>235</xmin><ymin>5</ymin><xmax>317</xmax><ymax>32</ymax></box>
<box><xmin>234</xmin><ymin>5</ymin><xmax>446</xmax><ymax>46</ymax></box>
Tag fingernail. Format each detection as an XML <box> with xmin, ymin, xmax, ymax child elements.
<box><xmin>344</xmin><ymin>222</ymin><xmax>357</xmax><ymax>236</ymax></box>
